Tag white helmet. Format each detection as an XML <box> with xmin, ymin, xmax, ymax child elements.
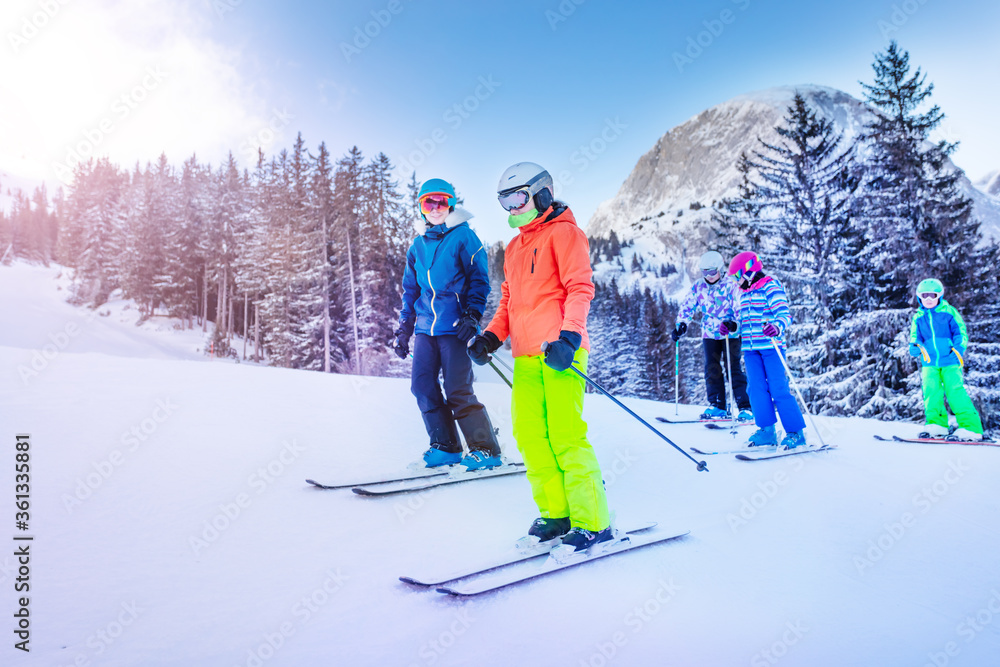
<box><xmin>698</xmin><ymin>250</ymin><xmax>725</xmax><ymax>279</ymax></box>
<box><xmin>497</xmin><ymin>162</ymin><xmax>554</xmax><ymax>212</ymax></box>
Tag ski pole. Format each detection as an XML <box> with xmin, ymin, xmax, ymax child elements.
<box><xmin>674</xmin><ymin>340</ymin><xmax>680</xmax><ymax>415</ymax></box>
<box><xmin>724</xmin><ymin>334</ymin><xmax>737</xmax><ymax>423</ymax></box>
<box><xmin>540</xmin><ymin>344</ymin><xmax>708</xmax><ymax>472</ymax></box>
<box><xmin>769</xmin><ymin>337</ymin><xmax>827</xmax><ymax>448</ymax></box>
<box><xmin>488</xmin><ymin>359</ymin><xmax>512</xmax><ymax>388</ymax></box>
<box><xmin>491</xmin><ymin>353</ymin><xmax>514</xmax><ymax>375</ymax></box>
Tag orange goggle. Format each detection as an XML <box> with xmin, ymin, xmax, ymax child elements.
<box><xmin>419</xmin><ymin>195</ymin><xmax>451</xmax><ymax>215</ymax></box>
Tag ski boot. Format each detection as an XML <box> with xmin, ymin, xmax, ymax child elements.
<box><xmin>559</xmin><ymin>526</ymin><xmax>615</xmax><ymax>552</ymax></box>
<box><xmin>527</xmin><ymin>517</ymin><xmax>571</xmax><ymax>542</ymax></box>
<box><xmin>422</xmin><ymin>443</ymin><xmax>463</xmax><ymax>468</ymax></box>
<box><xmin>918</xmin><ymin>424</ymin><xmax>949</xmax><ymax>438</ymax></box>
<box><xmin>700</xmin><ymin>406</ymin><xmax>728</xmax><ymax>420</ymax></box>
<box><xmin>461</xmin><ymin>449</ymin><xmax>502</xmax><ymax>471</ymax></box>
<box><xmin>515</xmin><ymin>517</ymin><xmax>571</xmax><ymax>553</ymax></box>
<box><xmin>748</xmin><ymin>424</ymin><xmax>777</xmax><ymax>447</ymax></box>
<box><xmin>951</xmin><ymin>428</ymin><xmax>983</xmax><ymax>442</ymax></box>
<box><xmin>736</xmin><ymin>409</ymin><xmax>753</xmax><ymax>422</ymax></box>
<box><xmin>780</xmin><ymin>430</ymin><xmax>807</xmax><ymax>449</ymax></box>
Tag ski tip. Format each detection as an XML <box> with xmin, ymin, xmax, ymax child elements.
<box><xmin>435</xmin><ymin>587</ymin><xmax>462</xmax><ymax>596</ymax></box>
<box><xmin>399</xmin><ymin>576</ymin><xmax>425</xmax><ymax>586</ymax></box>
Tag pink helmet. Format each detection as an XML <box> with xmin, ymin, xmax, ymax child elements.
<box><xmin>728</xmin><ymin>251</ymin><xmax>762</xmax><ymax>280</ymax></box>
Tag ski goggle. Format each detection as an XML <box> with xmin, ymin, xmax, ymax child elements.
<box><xmin>919</xmin><ymin>292</ymin><xmax>941</xmax><ymax>300</ymax></box>
<box><xmin>419</xmin><ymin>196</ymin><xmax>451</xmax><ymax>214</ymax></box>
<box><xmin>498</xmin><ymin>188</ymin><xmax>531</xmax><ymax>212</ymax></box>
<box><xmin>702</xmin><ymin>268</ymin><xmax>720</xmax><ymax>277</ymax></box>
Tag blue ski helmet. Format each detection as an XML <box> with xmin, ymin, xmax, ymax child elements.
<box><xmin>417</xmin><ymin>178</ymin><xmax>456</xmax><ymax>207</ymax></box>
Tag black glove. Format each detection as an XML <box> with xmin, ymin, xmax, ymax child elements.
<box><xmin>392</xmin><ymin>328</ymin><xmax>410</xmax><ymax>360</ymax></box>
<box><xmin>671</xmin><ymin>321</ymin><xmax>688</xmax><ymax>343</ymax></box>
<box><xmin>467</xmin><ymin>331</ymin><xmax>501</xmax><ymax>366</ymax></box>
<box><xmin>721</xmin><ymin>320</ymin><xmax>738</xmax><ymax>334</ymax></box>
<box><xmin>454</xmin><ymin>309</ymin><xmax>481</xmax><ymax>344</ymax></box>
<box><xmin>542</xmin><ymin>330</ymin><xmax>582</xmax><ymax>372</ymax></box>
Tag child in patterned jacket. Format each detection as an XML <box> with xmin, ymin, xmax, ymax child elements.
<box><xmin>673</xmin><ymin>250</ymin><xmax>752</xmax><ymax>421</ymax></box>
<box><xmin>726</xmin><ymin>251</ymin><xmax>807</xmax><ymax>449</ymax></box>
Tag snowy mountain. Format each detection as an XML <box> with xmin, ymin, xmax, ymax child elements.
<box><xmin>587</xmin><ymin>85</ymin><xmax>1000</xmax><ymax>292</ymax></box>
<box><xmin>4</xmin><ymin>261</ymin><xmax>1000</xmax><ymax>666</ymax></box>
<box><xmin>976</xmin><ymin>169</ymin><xmax>1000</xmax><ymax>197</ymax></box>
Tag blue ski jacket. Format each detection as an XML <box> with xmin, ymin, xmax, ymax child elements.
<box><xmin>909</xmin><ymin>299</ymin><xmax>967</xmax><ymax>368</ymax></box>
<box><xmin>398</xmin><ymin>208</ymin><xmax>490</xmax><ymax>337</ymax></box>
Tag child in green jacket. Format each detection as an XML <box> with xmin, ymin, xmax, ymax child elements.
<box><xmin>908</xmin><ymin>278</ymin><xmax>984</xmax><ymax>441</ymax></box>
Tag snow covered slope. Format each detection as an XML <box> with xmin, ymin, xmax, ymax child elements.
<box><xmin>587</xmin><ymin>85</ymin><xmax>1000</xmax><ymax>292</ymax></box>
<box><xmin>3</xmin><ymin>261</ymin><xmax>1000</xmax><ymax>666</ymax></box>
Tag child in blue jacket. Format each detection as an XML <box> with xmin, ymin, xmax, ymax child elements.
<box><xmin>393</xmin><ymin>178</ymin><xmax>501</xmax><ymax>469</ymax></box>
<box><xmin>909</xmin><ymin>278</ymin><xmax>984</xmax><ymax>441</ymax></box>
<box><xmin>726</xmin><ymin>251</ymin><xmax>807</xmax><ymax>449</ymax></box>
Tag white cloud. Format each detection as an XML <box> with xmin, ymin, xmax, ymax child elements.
<box><xmin>0</xmin><ymin>0</ymin><xmax>280</xmax><ymax>184</ymax></box>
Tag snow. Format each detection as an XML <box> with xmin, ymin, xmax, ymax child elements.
<box><xmin>3</xmin><ymin>261</ymin><xmax>1000</xmax><ymax>666</ymax></box>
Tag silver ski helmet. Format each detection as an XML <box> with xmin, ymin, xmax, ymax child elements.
<box><xmin>698</xmin><ymin>250</ymin><xmax>725</xmax><ymax>281</ymax></box>
<box><xmin>497</xmin><ymin>162</ymin><xmax>554</xmax><ymax>212</ymax></box>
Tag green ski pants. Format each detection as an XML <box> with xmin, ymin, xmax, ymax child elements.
<box><xmin>922</xmin><ymin>365</ymin><xmax>983</xmax><ymax>434</ymax></box>
<box><xmin>511</xmin><ymin>350</ymin><xmax>610</xmax><ymax>532</ymax></box>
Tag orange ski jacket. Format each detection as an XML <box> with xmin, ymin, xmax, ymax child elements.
<box><xmin>486</xmin><ymin>204</ymin><xmax>593</xmax><ymax>357</ymax></box>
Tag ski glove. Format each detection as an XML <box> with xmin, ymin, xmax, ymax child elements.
<box><xmin>762</xmin><ymin>322</ymin><xmax>780</xmax><ymax>338</ymax></box>
<box><xmin>543</xmin><ymin>330</ymin><xmax>582</xmax><ymax>372</ymax></box>
<box><xmin>671</xmin><ymin>322</ymin><xmax>687</xmax><ymax>342</ymax></box>
<box><xmin>454</xmin><ymin>309</ymin><xmax>481</xmax><ymax>344</ymax></box>
<box><xmin>467</xmin><ymin>331</ymin><xmax>501</xmax><ymax>366</ymax></box>
<box><xmin>908</xmin><ymin>344</ymin><xmax>923</xmax><ymax>358</ymax></box>
<box><xmin>719</xmin><ymin>320</ymin><xmax>738</xmax><ymax>336</ymax></box>
<box><xmin>392</xmin><ymin>328</ymin><xmax>410</xmax><ymax>360</ymax></box>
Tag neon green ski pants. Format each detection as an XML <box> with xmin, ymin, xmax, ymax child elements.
<box><xmin>922</xmin><ymin>365</ymin><xmax>983</xmax><ymax>433</ymax></box>
<box><xmin>511</xmin><ymin>350</ymin><xmax>610</xmax><ymax>532</ymax></box>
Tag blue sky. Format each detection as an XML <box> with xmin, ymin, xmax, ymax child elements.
<box><xmin>1</xmin><ymin>0</ymin><xmax>997</xmax><ymax>243</ymax></box>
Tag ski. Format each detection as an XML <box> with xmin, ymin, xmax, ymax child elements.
<box><xmin>735</xmin><ymin>444</ymin><xmax>837</xmax><ymax>461</ymax></box>
<box><xmin>656</xmin><ymin>416</ymin><xmax>735</xmax><ymax>425</ymax></box>
<box><xmin>873</xmin><ymin>435</ymin><xmax>997</xmax><ymax>446</ymax></box>
<box><xmin>704</xmin><ymin>421</ymin><xmax>754</xmax><ymax>430</ymax></box>
<box><xmin>352</xmin><ymin>463</ymin><xmax>526</xmax><ymax>496</ymax></box>
<box><xmin>435</xmin><ymin>528</ymin><xmax>690</xmax><ymax>596</ymax></box>
<box><xmin>400</xmin><ymin>522</ymin><xmax>658</xmax><ymax>588</ymax></box>
<box><xmin>690</xmin><ymin>444</ymin><xmax>778</xmax><ymax>456</ymax></box>
<box><xmin>305</xmin><ymin>465</ymin><xmax>455</xmax><ymax>490</ymax></box>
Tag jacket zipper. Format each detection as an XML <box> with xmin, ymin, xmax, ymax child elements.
<box><xmin>531</xmin><ymin>248</ymin><xmax>536</xmax><ymax>274</ymax></box>
<box><xmin>427</xmin><ymin>269</ymin><xmax>438</xmax><ymax>335</ymax></box>
<box><xmin>926</xmin><ymin>308</ymin><xmax>937</xmax><ymax>365</ymax></box>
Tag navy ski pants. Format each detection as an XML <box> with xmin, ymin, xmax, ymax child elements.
<box><xmin>703</xmin><ymin>338</ymin><xmax>751</xmax><ymax>411</ymax></box>
<box><xmin>411</xmin><ymin>334</ymin><xmax>487</xmax><ymax>450</ymax></box>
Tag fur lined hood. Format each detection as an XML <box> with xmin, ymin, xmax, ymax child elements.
<box><xmin>414</xmin><ymin>207</ymin><xmax>473</xmax><ymax>236</ymax></box>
